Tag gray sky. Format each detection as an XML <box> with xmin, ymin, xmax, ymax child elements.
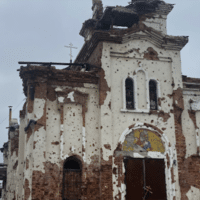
<box><xmin>0</xmin><ymin>0</ymin><xmax>200</xmax><ymax>163</ymax></box>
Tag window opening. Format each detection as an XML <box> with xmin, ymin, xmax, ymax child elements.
<box><xmin>63</xmin><ymin>157</ymin><xmax>82</xmax><ymax>200</ymax></box>
<box><xmin>125</xmin><ymin>78</ymin><xmax>134</xmax><ymax>109</ymax></box>
<box><xmin>149</xmin><ymin>80</ymin><xmax>158</xmax><ymax>110</ymax></box>
<box><xmin>124</xmin><ymin>158</ymin><xmax>167</xmax><ymax>200</ymax></box>
<box><xmin>29</xmin><ymin>85</ymin><xmax>35</xmax><ymax>101</ymax></box>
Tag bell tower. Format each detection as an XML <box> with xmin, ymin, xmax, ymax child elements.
<box><xmin>92</xmin><ymin>0</ymin><xmax>103</xmax><ymax>20</ymax></box>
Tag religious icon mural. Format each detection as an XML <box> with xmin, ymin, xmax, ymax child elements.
<box><xmin>123</xmin><ymin>129</ymin><xmax>165</xmax><ymax>153</ymax></box>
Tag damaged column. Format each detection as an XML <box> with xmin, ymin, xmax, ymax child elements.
<box><xmin>22</xmin><ymin>73</ymin><xmax>48</xmax><ymax>199</ymax></box>
<box><xmin>98</xmin><ymin>43</ymin><xmax>114</xmax><ymax>200</ymax></box>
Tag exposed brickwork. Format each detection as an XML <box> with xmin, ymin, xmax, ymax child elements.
<box><xmin>32</xmin><ymin>162</ymin><xmax>62</xmax><ymax>200</ymax></box>
<box><xmin>13</xmin><ymin>161</ymin><xmax>18</xmax><ymax>170</ymax></box>
<box><xmin>100</xmin><ymin>154</ymin><xmax>113</xmax><ymax>200</ymax></box>
<box><xmin>173</xmin><ymin>88</ymin><xmax>200</xmax><ymax>199</ymax></box>
<box><xmin>26</xmin><ymin>158</ymin><xmax>29</xmax><ymax>170</ymax></box>
<box><xmin>99</xmin><ymin>68</ymin><xmax>111</xmax><ymax>106</ymax></box>
<box><xmin>82</xmin><ymin>166</ymin><xmax>100</xmax><ymax>200</ymax></box>
<box><xmin>10</xmin><ymin>132</ymin><xmax>19</xmax><ymax>156</ymax></box>
<box><xmin>34</xmin><ymin>102</ymin><xmax>47</xmax><ymax>132</ymax></box>
<box><xmin>26</xmin><ymin>126</ymin><xmax>32</xmax><ymax>143</ymax></box>
<box><xmin>24</xmin><ymin>179</ymin><xmax>30</xmax><ymax>200</ymax></box>
<box><xmin>188</xmin><ymin>110</ymin><xmax>198</xmax><ymax>129</ymax></box>
<box><xmin>20</xmin><ymin>102</ymin><xmax>26</xmax><ymax>118</ymax></box>
<box><xmin>113</xmin><ymin>155</ymin><xmax>124</xmax><ymax>200</ymax></box>
<box><xmin>149</xmin><ymin>110</ymin><xmax>171</xmax><ymax>123</ymax></box>
<box><xmin>144</xmin><ymin>47</ymin><xmax>159</xmax><ymax>60</ymax></box>
<box><xmin>47</xmin><ymin>85</ymin><xmax>57</xmax><ymax>101</ymax></box>
<box><xmin>104</xmin><ymin>144</ymin><xmax>111</xmax><ymax>150</ymax></box>
<box><xmin>27</xmin><ymin>89</ymin><xmax>34</xmax><ymax>114</ymax></box>
<box><xmin>144</xmin><ymin>123</ymin><xmax>163</xmax><ymax>135</ymax></box>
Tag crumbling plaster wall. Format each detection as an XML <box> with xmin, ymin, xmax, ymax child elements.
<box><xmin>99</xmin><ymin>39</ymin><xmax>183</xmax><ymax>199</ymax></box>
<box><xmin>15</xmin><ymin>117</ymin><xmax>26</xmax><ymax>200</ymax></box>
<box><xmin>20</xmin><ymin>77</ymin><xmax>100</xmax><ymax>199</ymax></box>
<box><xmin>182</xmin><ymin>91</ymin><xmax>200</xmax><ymax>158</ymax></box>
<box><xmin>5</xmin><ymin>127</ymin><xmax>19</xmax><ymax>200</ymax></box>
<box><xmin>1</xmin><ymin>143</ymin><xmax>8</xmax><ymax>199</ymax></box>
<box><xmin>179</xmin><ymin>90</ymin><xmax>200</xmax><ymax>200</ymax></box>
<box><xmin>143</xmin><ymin>14</ymin><xmax>167</xmax><ymax>34</ymax></box>
<box><xmin>45</xmin><ymin>84</ymin><xmax>100</xmax><ymax>165</ymax></box>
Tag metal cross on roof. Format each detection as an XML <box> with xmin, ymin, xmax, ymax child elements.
<box><xmin>64</xmin><ymin>43</ymin><xmax>78</xmax><ymax>63</ymax></box>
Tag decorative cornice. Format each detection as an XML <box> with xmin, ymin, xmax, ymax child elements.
<box><xmin>19</xmin><ymin>65</ymin><xmax>99</xmax><ymax>96</ymax></box>
<box><xmin>76</xmin><ymin>23</ymin><xmax>188</xmax><ymax>63</ymax></box>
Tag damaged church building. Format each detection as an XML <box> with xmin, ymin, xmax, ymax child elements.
<box><xmin>1</xmin><ymin>0</ymin><xmax>200</xmax><ymax>199</ymax></box>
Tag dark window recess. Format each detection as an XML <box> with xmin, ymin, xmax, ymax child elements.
<box><xmin>125</xmin><ymin>78</ymin><xmax>134</xmax><ymax>109</ymax></box>
<box><xmin>29</xmin><ymin>85</ymin><xmax>35</xmax><ymax>101</ymax></box>
<box><xmin>149</xmin><ymin>80</ymin><xmax>158</xmax><ymax>110</ymax></box>
<box><xmin>124</xmin><ymin>158</ymin><xmax>167</xmax><ymax>200</ymax></box>
<box><xmin>63</xmin><ymin>157</ymin><xmax>82</xmax><ymax>200</ymax></box>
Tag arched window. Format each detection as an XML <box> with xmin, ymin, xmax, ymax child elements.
<box><xmin>125</xmin><ymin>78</ymin><xmax>134</xmax><ymax>109</ymax></box>
<box><xmin>149</xmin><ymin>80</ymin><xmax>158</xmax><ymax>110</ymax></box>
<box><xmin>63</xmin><ymin>157</ymin><xmax>82</xmax><ymax>200</ymax></box>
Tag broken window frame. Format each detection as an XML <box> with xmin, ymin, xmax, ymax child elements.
<box><xmin>125</xmin><ymin>77</ymin><xmax>135</xmax><ymax>110</ymax></box>
<box><xmin>149</xmin><ymin>79</ymin><xmax>158</xmax><ymax>110</ymax></box>
<box><xmin>63</xmin><ymin>156</ymin><xmax>82</xmax><ymax>200</ymax></box>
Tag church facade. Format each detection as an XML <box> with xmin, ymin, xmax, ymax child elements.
<box><xmin>1</xmin><ymin>0</ymin><xmax>200</xmax><ymax>200</ymax></box>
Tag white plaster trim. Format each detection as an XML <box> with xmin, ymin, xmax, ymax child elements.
<box><xmin>133</xmin><ymin>152</ymin><xmax>144</xmax><ymax>158</ymax></box>
<box><xmin>183</xmin><ymin>90</ymin><xmax>200</xmax><ymax>95</ymax></box>
<box><xmin>82</xmin><ymin>127</ymin><xmax>86</xmax><ymax>162</ymax></box>
<box><xmin>119</xmin><ymin>128</ymin><xmax>129</xmax><ymax>143</ymax></box>
<box><xmin>60</xmin><ymin>134</ymin><xmax>64</xmax><ymax>158</ymax></box>
<box><xmin>191</xmin><ymin>100</ymin><xmax>200</xmax><ymax>111</ymax></box>
<box><xmin>119</xmin><ymin>183</ymin><xmax>126</xmax><ymax>200</ymax></box>
<box><xmin>136</xmin><ymin>70</ymin><xmax>152</xmax><ymax>111</ymax></box>
<box><xmin>63</xmin><ymin>154</ymin><xmax>70</xmax><ymax>160</ymax></box>
<box><xmin>71</xmin><ymin>146</ymin><xmax>75</xmax><ymax>153</ymax></box>
<box><xmin>120</xmin><ymin>109</ymin><xmax>149</xmax><ymax>113</ymax></box>
<box><xmin>60</xmin><ymin>125</ymin><xmax>64</xmax><ymax>132</ymax></box>
<box><xmin>115</xmin><ymin>123</ymin><xmax>177</xmax><ymax>200</ymax></box>
<box><xmin>122</xmin><ymin>68</ymin><xmax>151</xmax><ymax>113</ymax></box>
<box><xmin>122</xmin><ymin>77</ymin><xmax>126</xmax><ymax>110</ymax></box>
<box><xmin>186</xmin><ymin>186</ymin><xmax>200</xmax><ymax>200</ymax></box>
<box><xmin>122</xmin><ymin>71</ymin><xmax>162</xmax><ymax>113</ymax></box>
<box><xmin>67</xmin><ymin>91</ymin><xmax>75</xmax><ymax>102</ymax></box>
<box><xmin>110</xmin><ymin>54</ymin><xmax>172</xmax><ymax>62</ymax></box>
<box><xmin>58</xmin><ymin>97</ymin><xmax>65</xmax><ymax>103</ymax></box>
<box><xmin>55</xmin><ymin>86</ymin><xmax>64</xmax><ymax>92</ymax></box>
<box><xmin>148</xmin><ymin>151</ymin><xmax>165</xmax><ymax>158</ymax></box>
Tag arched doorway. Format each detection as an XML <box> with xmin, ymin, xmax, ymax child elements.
<box><xmin>63</xmin><ymin>156</ymin><xmax>82</xmax><ymax>200</ymax></box>
<box><xmin>114</xmin><ymin>125</ymin><xmax>177</xmax><ymax>200</ymax></box>
<box><xmin>123</xmin><ymin>129</ymin><xmax>167</xmax><ymax>199</ymax></box>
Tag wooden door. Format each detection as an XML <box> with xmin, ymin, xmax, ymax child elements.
<box><xmin>125</xmin><ymin>158</ymin><xmax>167</xmax><ymax>200</ymax></box>
<box><xmin>63</xmin><ymin>169</ymin><xmax>81</xmax><ymax>200</ymax></box>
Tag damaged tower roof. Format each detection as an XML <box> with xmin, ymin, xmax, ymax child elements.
<box><xmin>80</xmin><ymin>0</ymin><xmax>174</xmax><ymax>36</ymax></box>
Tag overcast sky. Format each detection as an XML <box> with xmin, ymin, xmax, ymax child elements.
<box><xmin>0</xmin><ymin>0</ymin><xmax>200</xmax><ymax>163</ymax></box>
